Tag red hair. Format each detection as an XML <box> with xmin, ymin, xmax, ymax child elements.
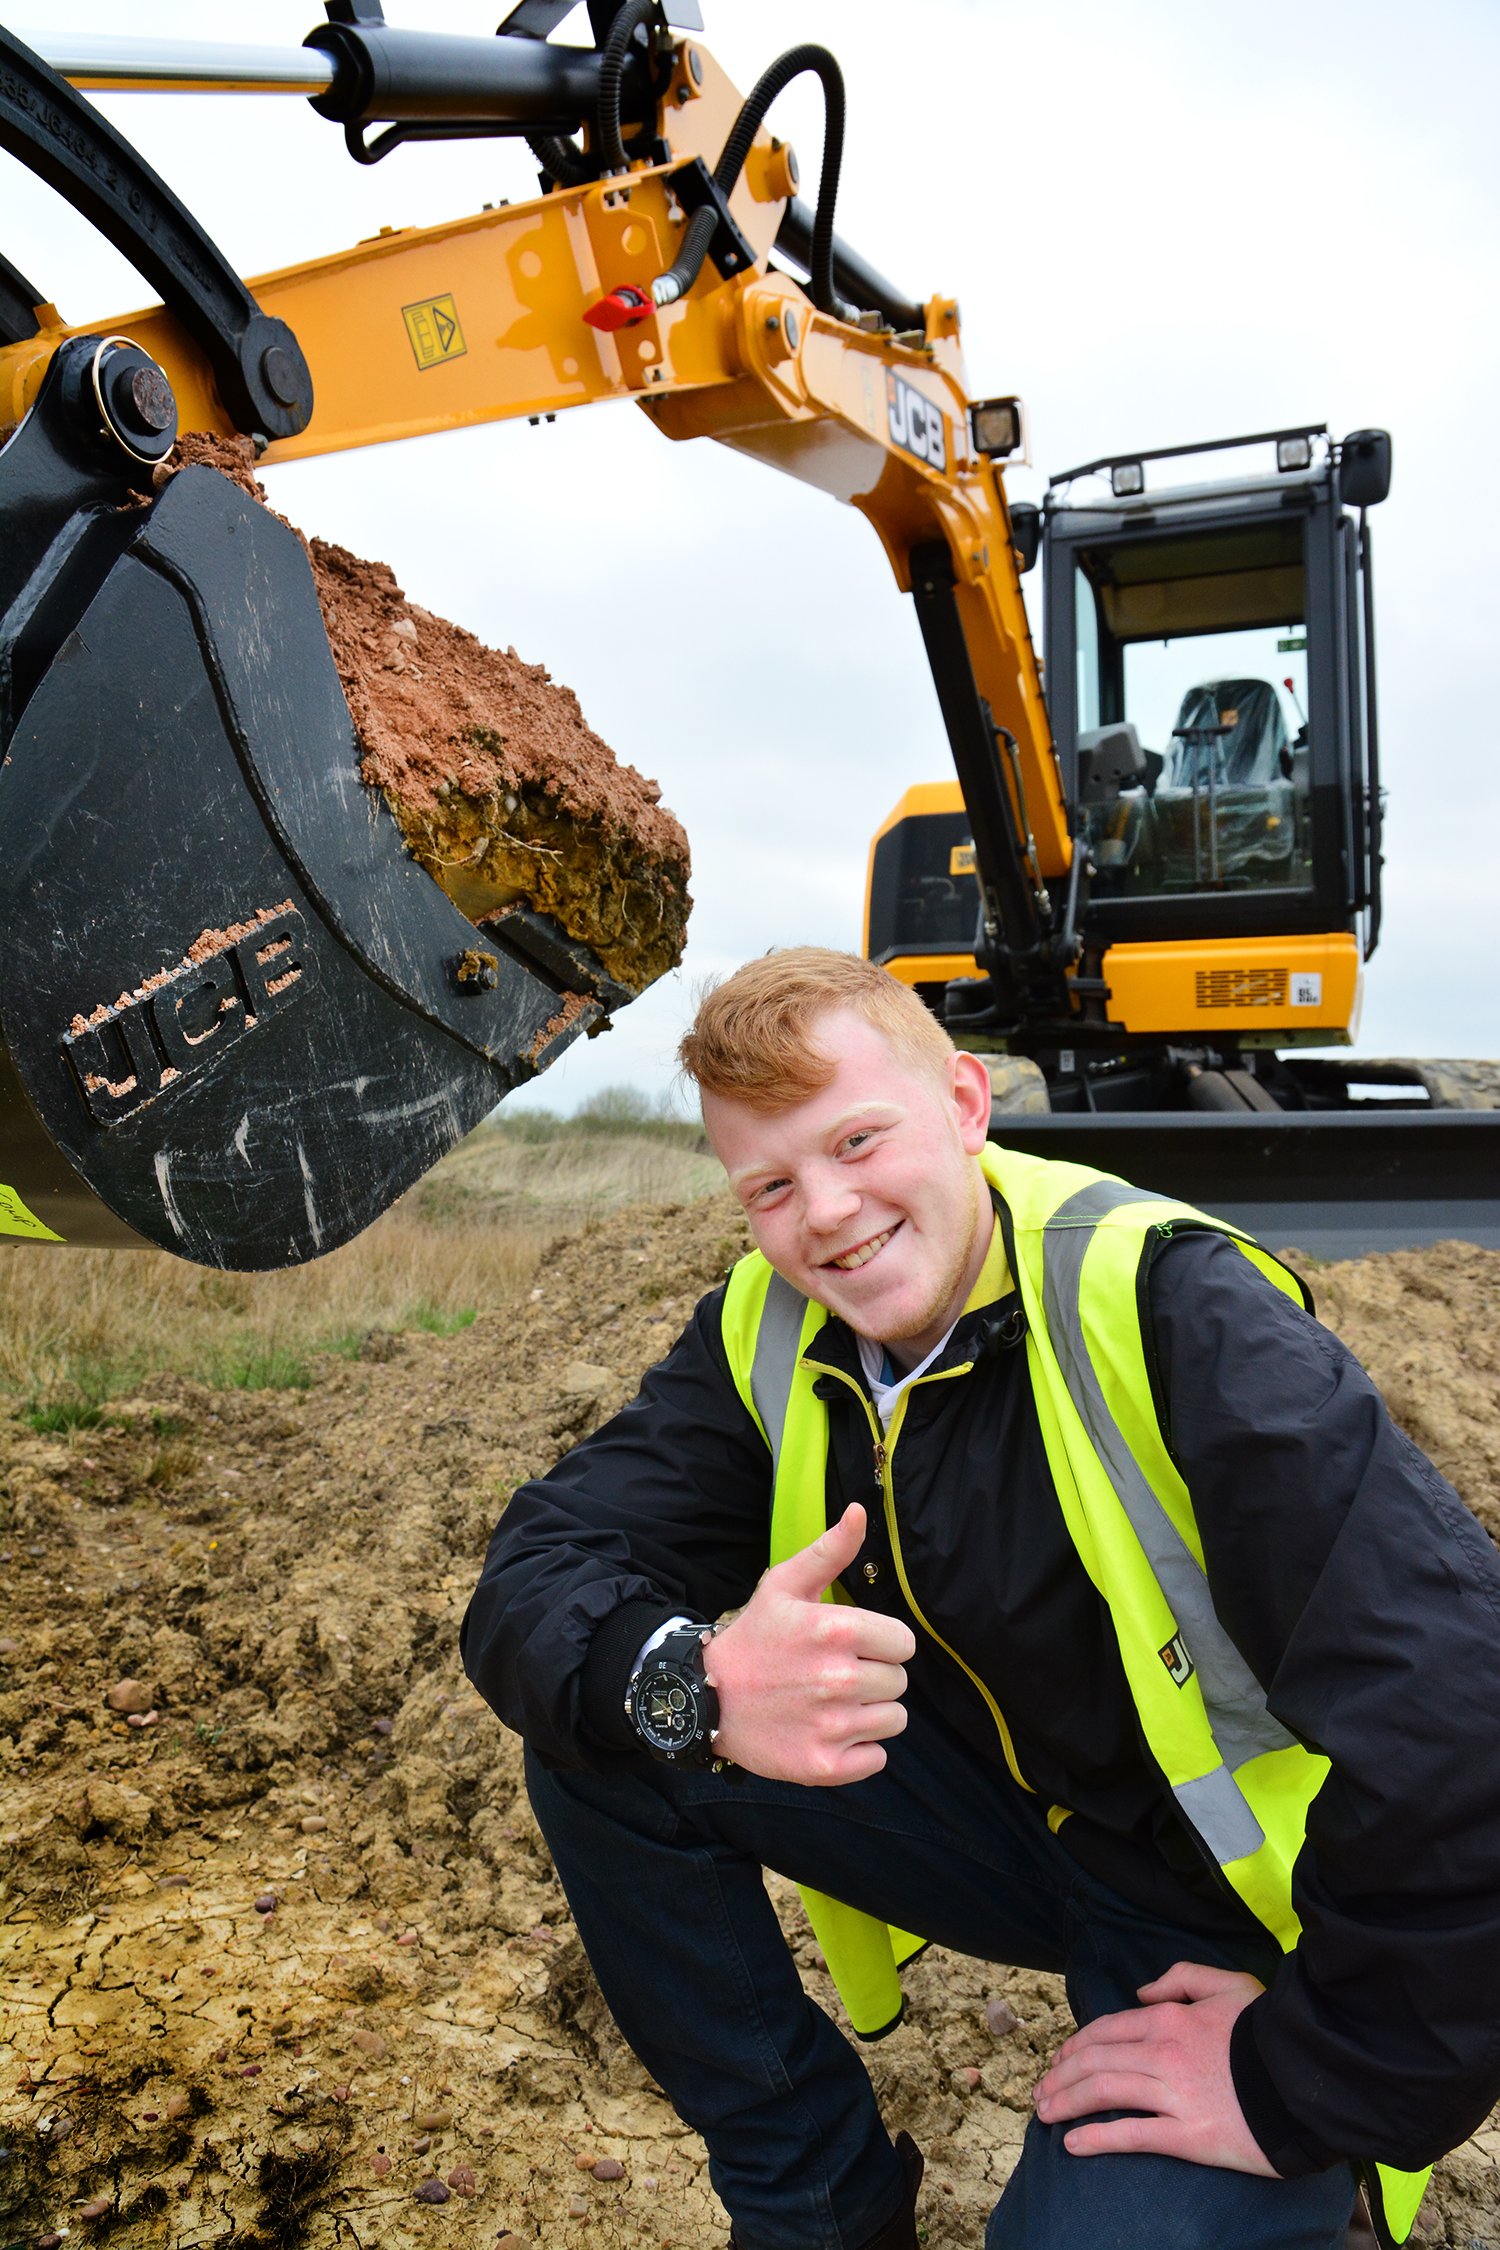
<box><xmin>679</xmin><ymin>948</ymin><xmax>955</xmax><ymax>1110</ymax></box>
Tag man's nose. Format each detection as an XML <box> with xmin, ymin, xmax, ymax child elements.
<box><xmin>802</xmin><ymin>1169</ymin><xmax>861</xmax><ymax>1233</ymax></box>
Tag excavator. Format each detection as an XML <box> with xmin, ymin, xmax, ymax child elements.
<box><xmin>0</xmin><ymin>2</ymin><xmax>1496</xmax><ymax>1268</ymax></box>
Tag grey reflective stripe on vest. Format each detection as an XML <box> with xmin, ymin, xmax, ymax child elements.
<box><xmin>750</xmin><ymin>1270</ymin><xmax>810</xmax><ymax>1474</ymax></box>
<box><xmin>1043</xmin><ymin>1179</ymin><xmax>1297</xmax><ymax>1865</ymax></box>
<box><xmin>1174</xmin><ymin>1766</ymin><xmax>1268</xmax><ymax>1865</ymax></box>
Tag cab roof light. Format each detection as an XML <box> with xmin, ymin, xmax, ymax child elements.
<box><xmin>1277</xmin><ymin>435</ymin><xmax>1313</xmax><ymax>472</ymax></box>
<box><xmin>1050</xmin><ymin>424</ymin><xmax>1330</xmax><ymax>494</ymax></box>
<box><xmin>1110</xmin><ymin>460</ymin><xmax>1144</xmax><ymax>498</ymax></box>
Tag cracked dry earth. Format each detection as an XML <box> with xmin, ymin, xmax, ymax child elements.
<box><xmin>3</xmin><ymin>1205</ymin><xmax>1500</xmax><ymax>2248</ymax></box>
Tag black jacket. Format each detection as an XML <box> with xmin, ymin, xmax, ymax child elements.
<box><xmin>462</xmin><ymin>1227</ymin><xmax>1500</xmax><ymax>2177</ymax></box>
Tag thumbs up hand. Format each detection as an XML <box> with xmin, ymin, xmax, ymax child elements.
<box><xmin>704</xmin><ymin>1503</ymin><xmax>917</xmax><ymax>1785</ymax></box>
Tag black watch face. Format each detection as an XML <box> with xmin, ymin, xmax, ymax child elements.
<box><xmin>635</xmin><ymin>1664</ymin><xmax>701</xmax><ymax>1755</ymax></box>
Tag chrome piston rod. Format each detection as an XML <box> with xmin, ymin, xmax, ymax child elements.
<box><xmin>10</xmin><ymin>33</ymin><xmax>338</xmax><ymax>95</ymax></box>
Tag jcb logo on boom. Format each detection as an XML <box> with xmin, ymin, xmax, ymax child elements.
<box><xmin>887</xmin><ymin>371</ymin><xmax>947</xmax><ymax>472</ymax></box>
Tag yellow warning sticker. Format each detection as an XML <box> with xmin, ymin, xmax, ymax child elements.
<box><xmin>402</xmin><ymin>294</ymin><xmax>467</xmax><ymax>369</ymax></box>
<box><xmin>949</xmin><ymin>843</ymin><xmax>977</xmax><ymax>877</ymax></box>
<box><xmin>0</xmin><ymin>1183</ymin><xmax>63</xmax><ymax>1241</ymax></box>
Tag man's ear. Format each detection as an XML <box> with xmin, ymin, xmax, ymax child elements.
<box><xmin>952</xmin><ymin>1051</ymin><xmax>993</xmax><ymax>1154</ymax></box>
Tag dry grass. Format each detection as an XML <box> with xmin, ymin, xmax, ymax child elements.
<box><xmin>0</xmin><ymin>1209</ymin><xmax>541</xmax><ymax>1427</ymax></box>
<box><xmin>408</xmin><ymin>1116</ymin><xmax>722</xmax><ymax>1230</ymax></box>
<box><xmin>0</xmin><ymin>1106</ymin><xmax>727</xmax><ymax>1427</ymax></box>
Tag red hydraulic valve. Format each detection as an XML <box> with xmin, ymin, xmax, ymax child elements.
<box><xmin>584</xmin><ymin>284</ymin><xmax>655</xmax><ymax>332</ymax></box>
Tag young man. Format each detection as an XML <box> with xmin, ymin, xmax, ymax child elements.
<box><xmin>462</xmin><ymin>948</ymin><xmax>1500</xmax><ymax>2250</ymax></box>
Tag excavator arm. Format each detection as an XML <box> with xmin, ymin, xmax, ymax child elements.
<box><xmin>0</xmin><ymin>5</ymin><xmax>1069</xmax><ymax>1265</ymax></box>
<box><xmin>2</xmin><ymin>10</ymin><xmax>1067</xmax><ymax>902</ymax></box>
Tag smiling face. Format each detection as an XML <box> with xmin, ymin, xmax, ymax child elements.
<box><xmin>702</xmin><ymin>1009</ymin><xmax>995</xmax><ymax>1367</ymax></box>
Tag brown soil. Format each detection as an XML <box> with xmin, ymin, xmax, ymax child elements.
<box><xmin>157</xmin><ymin>435</ymin><xmax>691</xmax><ymax>994</ymax></box>
<box><xmin>2</xmin><ymin>1216</ymin><xmax>1498</xmax><ymax>2247</ymax></box>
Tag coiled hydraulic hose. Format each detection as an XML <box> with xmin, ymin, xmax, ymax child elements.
<box><xmin>526</xmin><ymin>0</ymin><xmax>655</xmax><ymax>187</ymax></box>
<box><xmin>596</xmin><ymin>0</ymin><xmax>657</xmax><ymax>173</ymax></box>
<box><xmin>525</xmin><ymin>130</ymin><xmax>592</xmax><ymax>186</ymax></box>
<box><xmin>653</xmin><ymin>43</ymin><xmax>847</xmax><ymax>315</ymax></box>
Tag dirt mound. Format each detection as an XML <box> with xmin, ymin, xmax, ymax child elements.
<box><xmin>2</xmin><ymin>1218</ymin><xmax>1498</xmax><ymax>2246</ymax></box>
<box><xmin>159</xmin><ymin>434</ymin><xmax>691</xmax><ymax>993</ymax></box>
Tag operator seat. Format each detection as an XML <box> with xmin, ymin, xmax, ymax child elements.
<box><xmin>1163</xmin><ymin>678</ymin><xmax>1290</xmax><ymax>787</ymax></box>
<box><xmin>1155</xmin><ymin>677</ymin><xmax>1299</xmax><ymax>890</ymax></box>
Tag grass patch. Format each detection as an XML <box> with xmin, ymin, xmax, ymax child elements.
<box><xmin>146</xmin><ymin>1436</ymin><xmax>198</xmax><ymax>1488</ymax></box>
<box><xmin>23</xmin><ymin>1354</ymin><xmax>118</xmax><ymax>1432</ymax></box>
<box><xmin>325</xmin><ymin>1327</ymin><xmax>373</xmax><ymax>1362</ymax></box>
<box><xmin>25</xmin><ymin>1389</ymin><xmax>106</xmax><ymax>1434</ymax></box>
<box><xmin>408</xmin><ymin>1300</ymin><xmax>479</xmax><ymax>1337</ymax></box>
<box><xmin>0</xmin><ymin>1096</ymin><xmax>726</xmax><ymax>1417</ymax></box>
<box><xmin>0</xmin><ymin>1211</ymin><xmax>540</xmax><ymax>1419</ymax></box>
<box><xmin>411</xmin><ymin>1092</ymin><xmax>721</xmax><ymax>1231</ymax></box>
<box><xmin>215</xmin><ymin>1343</ymin><xmax>316</xmax><ymax>1392</ymax></box>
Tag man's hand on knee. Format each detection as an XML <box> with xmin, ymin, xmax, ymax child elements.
<box><xmin>1032</xmin><ymin>1960</ymin><xmax>1277</xmax><ymax>2176</ymax></box>
<box><xmin>705</xmin><ymin>1502</ymin><xmax>916</xmax><ymax>1785</ymax></box>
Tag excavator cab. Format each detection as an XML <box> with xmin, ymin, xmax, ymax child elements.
<box><xmin>1045</xmin><ymin>428</ymin><xmax>1378</xmax><ymax>939</ymax></box>
<box><xmin>870</xmin><ymin>426</ymin><xmax>1387</xmax><ymax>1023</ymax></box>
<box><xmin>866</xmin><ymin>428</ymin><xmax>1500</xmax><ymax>1253</ymax></box>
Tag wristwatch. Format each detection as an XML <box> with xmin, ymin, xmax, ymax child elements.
<box><xmin>624</xmin><ymin>1622</ymin><xmax>723</xmax><ymax>1767</ymax></box>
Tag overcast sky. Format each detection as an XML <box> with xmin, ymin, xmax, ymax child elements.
<box><xmin>8</xmin><ymin>0</ymin><xmax>1498</xmax><ymax>1112</ymax></box>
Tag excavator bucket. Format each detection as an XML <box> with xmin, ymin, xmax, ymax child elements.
<box><xmin>0</xmin><ymin>338</ymin><xmax>630</xmax><ymax>1267</ymax></box>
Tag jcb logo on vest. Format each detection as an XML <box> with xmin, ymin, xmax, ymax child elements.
<box><xmin>1159</xmin><ymin>1633</ymin><xmax>1194</xmax><ymax>1688</ymax></box>
<box><xmin>886</xmin><ymin>371</ymin><xmax>947</xmax><ymax>472</ymax></box>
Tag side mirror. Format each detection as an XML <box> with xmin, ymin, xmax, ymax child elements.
<box><xmin>1009</xmin><ymin>501</ymin><xmax>1042</xmax><ymax>574</ymax></box>
<box><xmin>1339</xmin><ymin>428</ymin><xmax>1391</xmax><ymax>509</ymax></box>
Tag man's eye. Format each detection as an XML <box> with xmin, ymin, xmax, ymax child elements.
<box><xmin>750</xmin><ymin>1178</ymin><xmax>789</xmax><ymax>1204</ymax></box>
<box><xmin>842</xmin><ymin>1130</ymin><xmax>876</xmax><ymax>1154</ymax></box>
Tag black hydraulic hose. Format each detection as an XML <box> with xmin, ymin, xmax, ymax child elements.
<box><xmin>723</xmin><ymin>44</ymin><xmax>844</xmax><ymax>314</ymax></box>
<box><xmin>654</xmin><ymin>202</ymin><xmax>721</xmax><ymax>308</ymax></box>
<box><xmin>525</xmin><ymin>129</ymin><xmax>592</xmax><ymax>185</ymax></box>
<box><xmin>526</xmin><ymin>0</ymin><xmax>653</xmax><ymax>188</ymax></box>
<box><xmin>596</xmin><ymin>0</ymin><xmax>657</xmax><ymax>172</ymax></box>
<box><xmin>654</xmin><ymin>43</ymin><xmax>847</xmax><ymax>314</ymax></box>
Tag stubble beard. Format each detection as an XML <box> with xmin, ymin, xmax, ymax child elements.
<box><xmin>846</xmin><ymin>1171</ymin><xmax>988</xmax><ymax>1352</ymax></box>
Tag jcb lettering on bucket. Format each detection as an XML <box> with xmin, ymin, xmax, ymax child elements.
<box><xmin>62</xmin><ymin>909</ymin><xmax>318</xmax><ymax>1128</ymax></box>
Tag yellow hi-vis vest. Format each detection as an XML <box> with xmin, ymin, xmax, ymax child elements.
<box><xmin>718</xmin><ymin>1142</ymin><xmax>1429</xmax><ymax>2248</ymax></box>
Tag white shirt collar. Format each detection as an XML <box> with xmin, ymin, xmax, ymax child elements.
<box><xmin>856</xmin><ymin>1323</ymin><xmax>958</xmax><ymax>1429</ymax></box>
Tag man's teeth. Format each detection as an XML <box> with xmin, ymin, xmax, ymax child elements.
<box><xmin>829</xmin><ymin>1228</ymin><xmax>894</xmax><ymax>1272</ymax></box>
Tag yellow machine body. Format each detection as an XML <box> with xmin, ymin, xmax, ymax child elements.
<box><xmin>867</xmin><ymin>782</ymin><xmax>1361</xmax><ymax>1041</ymax></box>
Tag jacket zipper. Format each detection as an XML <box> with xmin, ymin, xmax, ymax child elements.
<box><xmin>817</xmin><ymin>1360</ymin><xmax>1036</xmax><ymax>1797</ymax></box>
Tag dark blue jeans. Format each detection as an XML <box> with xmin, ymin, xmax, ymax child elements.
<box><xmin>525</xmin><ymin>1703</ymin><xmax>1358</xmax><ymax>2250</ymax></box>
